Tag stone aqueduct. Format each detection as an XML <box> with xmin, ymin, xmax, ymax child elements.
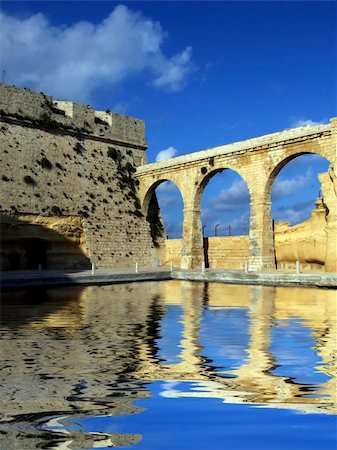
<box><xmin>136</xmin><ymin>118</ymin><xmax>337</xmax><ymax>272</ymax></box>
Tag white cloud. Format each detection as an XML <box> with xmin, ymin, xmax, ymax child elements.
<box><xmin>153</xmin><ymin>47</ymin><xmax>192</xmax><ymax>91</ymax></box>
<box><xmin>273</xmin><ymin>207</ymin><xmax>309</xmax><ymax>225</ymax></box>
<box><xmin>157</xmin><ymin>180</ymin><xmax>177</xmax><ymax>193</ymax></box>
<box><xmin>272</xmin><ymin>167</ymin><xmax>312</xmax><ymax>198</ymax></box>
<box><xmin>156</xmin><ymin>146</ymin><xmax>178</xmax><ymax>162</ymax></box>
<box><xmin>156</xmin><ymin>193</ymin><xmax>177</xmax><ymax>209</ymax></box>
<box><xmin>291</xmin><ymin>118</ymin><xmax>327</xmax><ymax>128</ymax></box>
<box><xmin>212</xmin><ymin>179</ymin><xmax>250</xmax><ymax>212</ymax></box>
<box><xmin>156</xmin><ymin>181</ymin><xmax>182</xmax><ymax>208</ymax></box>
<box><xmin>0</xmin><ymin>6</ymin><xmax>193</xmax><ymax>101</ymax></box>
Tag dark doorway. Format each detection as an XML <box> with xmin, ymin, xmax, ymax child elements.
<box><xmin>23</xmin><ymin>238</ymin><xmax>47</xmax><ymax>269</ymax></box>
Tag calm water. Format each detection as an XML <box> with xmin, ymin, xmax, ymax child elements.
<box><xmin>0</xmin><ymin>281</ymin><xmax>336</xmax><ymax>450</ymax></box>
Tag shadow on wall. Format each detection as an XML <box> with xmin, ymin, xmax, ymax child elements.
<box><xmin>0</xmin><ymin>212</ymin><xmax>91</xmax><ymax>271</ymax></box>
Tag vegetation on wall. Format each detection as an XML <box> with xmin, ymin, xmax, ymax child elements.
<box><xmin>50</xmin><ymin>205</ymin><xmax>62</xmax><ymax>215</ymax></box>
<box><xmin>107</xmin><ymin>147</ymin><xmax>118</xmax><ymax>160</ymax></box>
<box><xmin>38</xmin><ymin>157</ymin><xmax>53</xmax><ymax>170</ymax></box>
<box><xmin>146</xmin><ymin>194</ymin><xmax>165</xmax><ymax>247</ymax></box>
<box><xmin>23</xmin><ymin>175</ymin><xmax>36</xmax><ymax>186</ymax></box>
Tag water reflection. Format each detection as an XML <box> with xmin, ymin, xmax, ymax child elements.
<box><xmin>0</xmin><ymin>281</ymin><xmax>336</xmax><ymax>449</ymax></box>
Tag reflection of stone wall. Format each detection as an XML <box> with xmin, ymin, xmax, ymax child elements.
<box><xmin>0</xmin><ymin>84</ymin><xmax>155</xmax><ymax>269</ymax></box>
<box><xmin>0</xmin><ymin>282</ymin><xmax>162</xmax><ymax>420</ymax></box>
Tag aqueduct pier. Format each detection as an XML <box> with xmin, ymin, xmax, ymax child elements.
<box><xmin>136</xmin><ymin>118</ymin><xmax>337</xmax><ymax>272</ymax></box>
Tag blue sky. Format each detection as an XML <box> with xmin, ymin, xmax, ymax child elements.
<box><xmin>1</xmin><ymin>1</ymin><xmax>335</xmax><ymax>237</ymax></box>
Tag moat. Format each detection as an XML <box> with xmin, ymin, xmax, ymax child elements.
<box><xmin>0</xmin><ymin>281</ymin><xmax>336</xmax><ymax>449</ymax></box>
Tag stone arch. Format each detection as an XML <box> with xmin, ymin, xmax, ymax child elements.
<box><xmin>265</xmin><ymin>150</ymin><xmax>333</xmax><ymax>200</ymax></box>
<box><xmin>141</xmin><ymin>178</ymin><xmax>185</xmax><ymax>216</ymax></box>
<box><xmin>180</xmin><ymin>166</ymin><xmax>251</xmax><ymax>270</ymax></box>
<box><xmin>139</xmin><ymin>178</ymin><xmax>185</xmax><ymax>266</ymax></box>
<box><xmin>195</xmin><ymin>166</ymin><xmax>251</xmax><ymax>212</ymax></box>
<box><xmin>264</xmin><ymin>150</ymin><xmax>335</xmax><ymax>272</ymax></box>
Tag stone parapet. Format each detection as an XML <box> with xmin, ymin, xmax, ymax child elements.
<box><xmin>137</xmin><ymin>122</ymin><xmax>331</xmax><ymax>174</ymax></box>
<box><xmin>0</xmin><ymin>83</ymin><xmax>147</xmax><ymax>149</ymax></box>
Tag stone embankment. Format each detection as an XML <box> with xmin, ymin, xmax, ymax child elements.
<box><xmin>1</xmin><ymin>268</ymin><xmax>336</xmax><ymax>289</ymax></box>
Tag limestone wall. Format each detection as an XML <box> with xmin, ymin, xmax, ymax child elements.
<box><xmin>0</xmin><ymin>84</ymin><xmax>155</xmax><ymax>269</ymax></box>
<box><xmin>165</xmin><ymin>236</ymin><xmax>249</xmax><ymax>269</ymax></box>
<box><xmin>274</xmin><ymin>168</ymin><xmax>336</xmax><ymax>272</ymax></box>
<box><xmin>206</xmin><ymin>236</ymin><xmax>249</xmax><ymax>269</ymax></box>
<box><xmin>165</xmin><ymin>239</ymin><xmax>183</xmax><ymax>268</ymax></box>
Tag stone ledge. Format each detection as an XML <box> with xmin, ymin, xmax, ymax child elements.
<box><xmin>0</xmin><ymin>269</ymin><xmax>171</xmax><ymax>289</ymax></box>
<box><xmin>172</xmin><ymin>270</ymin><xmax>337</xmax><ymax>288</ymax></box>
<box><xmin>1</xmin><ymin>268</ymin><xmax>336</xmax><ymax>289</ymax></box>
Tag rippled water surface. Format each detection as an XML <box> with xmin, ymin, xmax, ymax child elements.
<box><xmin>0</xmin><ymin>281</ymin><xmax>336</xmax><ymax>449</ymax></box>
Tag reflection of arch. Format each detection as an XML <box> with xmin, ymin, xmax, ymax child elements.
<box><xmin>134</xmin><ymin>281</ymin><xmax>336</xmax><ymax>414</ymax></box>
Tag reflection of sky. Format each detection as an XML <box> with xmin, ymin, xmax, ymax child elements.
<box><xmin>199</xmin><ymin>308</ymin><xmax>250</xmax><ymax>375</ymax></box>
<box><xmin>156</xmin><ymin>306</ymin><xmax>184</xmax><ymax>364</ymax></box>
<box><xmin>270</xmin><ymin>319</ymin><xmax>330</xmax><ymax>387</ymax></box>
<box><xmin>77</xmin><ymin>381</ymin><xmax>337</xmax><ymax>450</ymax></box>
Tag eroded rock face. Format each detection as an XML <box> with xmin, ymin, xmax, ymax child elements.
<box><xmin>274</xmin><ymin>199</ymin><xmax>327</xmax><ymax>271</ymax></box>
<box><xmin>0</xmin><ymin>213</ymin><xmax>90</xmax><ymax>270</ymax></box>
<box><xmin>320</xmin><ymin>166</ymin><xmax>337</xmax><ymax>272</ymax></box>
<box><xmin>274</xmin><ymin>167</ymin><xmax>337</xmax><ymax>272</ymax></box>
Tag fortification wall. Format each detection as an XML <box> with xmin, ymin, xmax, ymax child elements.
<box><xmin>0</xmin><ymin>84</ymin><xmax>155</xmax><ymax>269</ymax></box>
